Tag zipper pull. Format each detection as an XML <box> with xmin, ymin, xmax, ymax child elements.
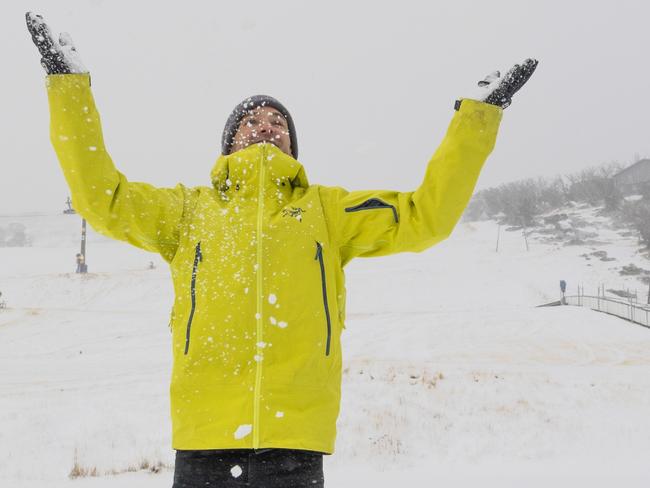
<box><xmin>196</xmin><ymin>241</ymin><xmax>203</xmax><ymax>262</ymax></box>
<box><xmin>314</xmin><ymin>241</ymin><xmax>322</xmax><ymax>260</ymax></box>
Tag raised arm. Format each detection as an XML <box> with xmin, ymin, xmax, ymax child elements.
<box><xmin>320</xmin><ymin>59</ymin><xmax>538</xmax><ymax>266</ymax></box>
<box><xmin>26</xmin><ymin>12</ymin><xmax>187</xmax><ymax>262</ymax></box>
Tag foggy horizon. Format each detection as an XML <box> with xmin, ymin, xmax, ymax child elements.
<box><xmin>2</xmin><ymin>0</ymin><xmax>649</xmax><ymax>214</ymax></box>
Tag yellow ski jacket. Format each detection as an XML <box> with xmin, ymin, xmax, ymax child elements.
<box><xmin>46</xmin><ymin>73</ymin><xmax>502</xmax><ymax>454</ymax></box>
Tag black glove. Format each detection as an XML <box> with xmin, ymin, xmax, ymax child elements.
<box><xmin>25</xmin><ymin>12</ymin><xmax>87</xmax><ymax>74</ymax></box>
<box><xmin>479</xmin><ymin>58</ymin><xmax>538</xmax><ymax>109</ymax></box>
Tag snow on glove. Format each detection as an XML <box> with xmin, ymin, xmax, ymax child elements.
<box><xmin>25</xmin><ymin>12</ymin><xmax>87</xmax><ymax>74</ymax></box>
<box><xmin>479</xmin><ymin>58</ymin><xmax>539</xmax><ymax>109</ymax></box>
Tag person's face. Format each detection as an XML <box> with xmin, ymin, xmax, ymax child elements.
<box><xmin>231</xmin><ymin>106</ymin><xmax>292</xmax><ymax>157</ymax></box>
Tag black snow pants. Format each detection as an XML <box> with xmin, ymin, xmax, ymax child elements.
<box><xmin>172</xmin><ymin>448</ymin><xmax>325</xmax><ymax>488</ymax></box>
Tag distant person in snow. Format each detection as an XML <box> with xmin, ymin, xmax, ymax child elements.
<box><xmin>75</xmin><ymin>253</ymin><xmax>86</xmax><ymax>274</ymax></box>
<box><xmin>27</xmin><ymin>12</ymin><xmax>538</xmax><ymax>488</ymax></box>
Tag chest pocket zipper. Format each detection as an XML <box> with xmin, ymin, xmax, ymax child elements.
<box><xmin>314</xmin><ymin>241</ymin><xmax>332</xmax><ymax>356</ymax></box>
<box><xmin>184</xmin><ymin>241</ymin><xmax>203</xmax><ymax>355</ymax></box>
<box><xmin>344</xmin><ymin>198</ymin><xmax>399</xmax><ymax>223</ymax></box>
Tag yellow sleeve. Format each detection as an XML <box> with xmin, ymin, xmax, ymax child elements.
<box><xmin>46</xmin><ymin>73</ymin><xmax>187</xmax><ymax>262</ymax></box>
<box><xmin>320</xmin><ymin>99</ymin><xmax>503</xmax><ymax>266</ymax></box>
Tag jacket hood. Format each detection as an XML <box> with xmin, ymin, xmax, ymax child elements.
<box><xmin>210</xmin><ymin>142</ymin><xmax>309</xmax><ymax>192</ymax></box>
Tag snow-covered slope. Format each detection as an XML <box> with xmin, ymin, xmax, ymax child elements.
<box><xmin>1</xmin><ymin>209</ymin><xmax>650</xmax><ymax>487</ymax></box>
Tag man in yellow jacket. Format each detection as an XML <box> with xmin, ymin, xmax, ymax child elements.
<box><xmin>27</xmin><ymin>12</ymin><xmax>537</xmax><ymax>488</ymax></box>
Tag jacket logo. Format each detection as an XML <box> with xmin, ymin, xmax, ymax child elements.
<box><xmin>282</xmin><ymin>206</ymin><xmax>306</xmax><ymax>222</ymax></box>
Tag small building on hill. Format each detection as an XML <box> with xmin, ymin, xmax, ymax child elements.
<box><xmin>613</xmin><ymin>159</ymin><xmax>650</xmax><ymax>194</ymax></box>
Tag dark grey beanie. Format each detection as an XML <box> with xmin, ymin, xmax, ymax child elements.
<box><xmin>221</xmin><ymin>95</ymin><xmax>298</xmax><ymax>159</ymax></box>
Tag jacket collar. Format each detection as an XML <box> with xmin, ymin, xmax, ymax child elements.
<box><xmin>210</xmin><ymin>143</ymin><xmax>309</xmax><ymax>196</ymax></box>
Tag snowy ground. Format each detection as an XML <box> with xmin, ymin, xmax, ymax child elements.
<box><xmin>1</xmin><ymin>211</ymin><xmax>650</xmax><ymax>487</ymax></box>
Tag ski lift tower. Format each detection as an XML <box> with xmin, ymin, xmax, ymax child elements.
<box><xmin>63</xmin><ymin>196</ymin><xmax>76</xmax><ymax>214</ymax></box>
<box><xmin>494</xmin><ymin>212</ymin><xmax>506</xmax><ymax>252</ymax></box>
<box><xmin>64</xmin><ymin>196</ymin><xmax>88</xmax><ymax>272</ymax></box>
<box><xmin>80</xmin><ymin>218</ymin><xmax>88</xmax><ymax>273</ymax></box>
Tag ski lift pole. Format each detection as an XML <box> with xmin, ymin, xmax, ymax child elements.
<box><xmin>523</xmin><ymin>225</ymin><xmax>529</xmax><ymax>251</ymax></box>
<box><xmin>579</xmin><ymin>284</ymin><xmax>583</xmax><ymax>307</ymax></box>
<box><xmin>80</xmin><ymin>218</ymin><xmax>87</xmax><ymax>272</ymax></box>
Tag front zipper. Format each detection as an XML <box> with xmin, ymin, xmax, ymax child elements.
<box><xmin>315</xmin><ymin>241</ymin><xmax>332</xmax><ymax>356</ymax></box>
<box><xmin>344</xmin><ymin>197</ymin><xmax>399</xmax><ymax>223</ymax></box>
<box><xmin>253</xmin><ymin>145</ymin><xmax>267</xmax><ymax>449</ymax></box>
<box><xmin>184</xmin><ymin>241</ymin><xmax>202</xmax><ymax>355</ymax></box>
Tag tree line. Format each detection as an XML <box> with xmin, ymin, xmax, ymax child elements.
<box><xmin>464</xmin><ymin>161</ymin><xmax>650</xmax><ymax>247</ymax></box>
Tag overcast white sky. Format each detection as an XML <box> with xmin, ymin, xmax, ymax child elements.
<box><xmin>2</xmin><ymin>0</ymin><xmax>649</xmax><ymax>214</ymax></box>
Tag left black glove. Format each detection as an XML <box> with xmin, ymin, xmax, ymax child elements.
<box><xmin>25</xmin><ymin>12</ymin><xmax>87</xmax><ymax>74</ymax></box>
<box><xmin>479</xmin><ymin>58</ymin><xmax>539</xmax><ymax>109</ymax></box>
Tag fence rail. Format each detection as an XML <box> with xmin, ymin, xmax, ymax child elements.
<box><xmin>564</xmin><ymin>294</ymin><xmax>650</xmax><ymax>329</ymax></box>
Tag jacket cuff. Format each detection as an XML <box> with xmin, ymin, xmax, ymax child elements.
<box><xmin>454</xmin><ymin>98</ymin><xmax>503</xmax><ymax>114</ymax></box>
<box><xmin>454</xmin><ymin>98</ymin><xmax>503</xmax><ymax>126</ymax></box>
<box><xmin>45</xmin><ymin>72</ymin><xmax>92</xmax><ymax>90</ymax></box>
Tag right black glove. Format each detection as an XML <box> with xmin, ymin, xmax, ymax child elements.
<box><xmin>25</xmin><ymin>12</ymin><xmax>87</xmax><ymax>74</ymax></box>
<box><xmin>479</xmin><ymin>58</ymin><xmax>539</xmax><ymax>109</ymax></box>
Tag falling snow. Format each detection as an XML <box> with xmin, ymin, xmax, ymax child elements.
<box><xmin>233</xmin><ymin>424</ymin><xmax>252</xmax><ymax>440</ymax></box>
<box><xmin>14</xmin><ymin>35</ymin><xmax>650</xmax><ymax>485</ymax></box>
